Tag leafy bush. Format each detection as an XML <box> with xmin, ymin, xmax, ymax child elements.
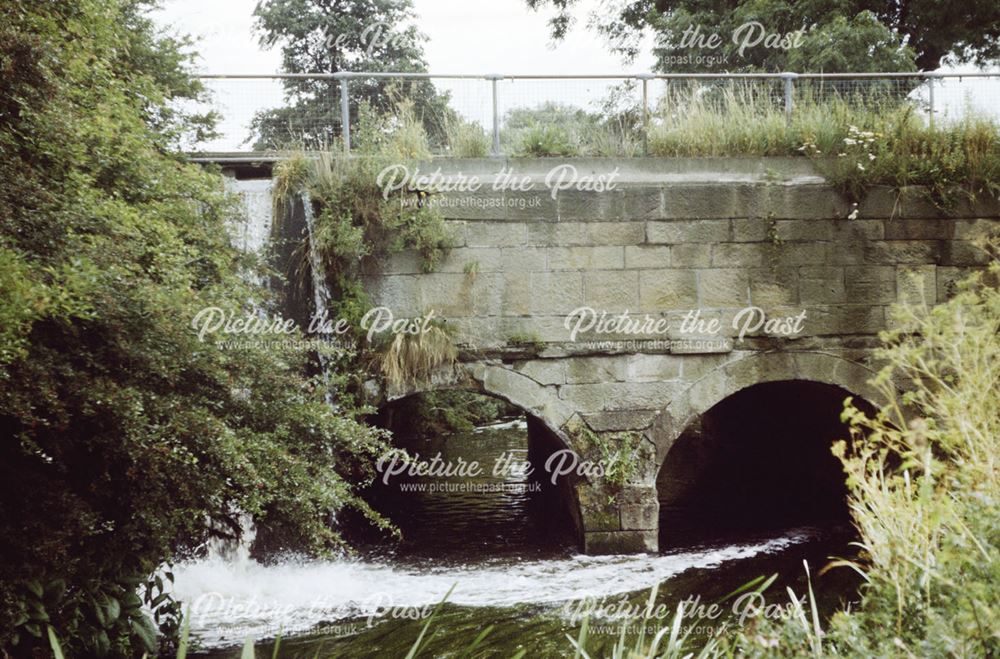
<box><xmin>0</xmin><ymin>1</ymin><xmax>391</xmax><ymax>655</ymax></box>
<box><xmin>814</xmin><ymin>254</ymin><xmax>1000</xmax><ymax>657</ymax></box>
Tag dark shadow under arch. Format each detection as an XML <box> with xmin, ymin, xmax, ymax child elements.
<box><xmin>657</xmin><ymin>380</ymin><xmax>875</xmax><ymax>549</ymax></box>
<box><xmin>348</xmin><ymin>389</ymin><xmax>581</xmax><ymax>559</ymax></box>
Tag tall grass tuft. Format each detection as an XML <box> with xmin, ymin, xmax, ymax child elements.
<box><xmin>444</xmin><ymin>117</ymin><xmax>491</xmax><ymax>157</ymax></box>
<box><xmin>377</xmin><ymin>324</ymin><xmax>458</xmax><ymax>390</ymax></box>
<box><xmin>380</xmin><ymin>98</ymin><xmax>432</xmax><ymax>161</ymax></box>
<box><xmin>647</xmin><ymin>82</ymin><xmax>899</xmax><ymax>157</ymax></box>
<box><xmin>646</xmin><ymin>81</ymin><xmax>1000</xmax><ymax>212</ymax></box>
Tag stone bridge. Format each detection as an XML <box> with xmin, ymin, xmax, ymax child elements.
<box><xmin>357</xmin><ymin>157</ymin><xmax>998</xmax><ymax>554</ymax></box>
<box><xmin>223</xmin><ymin>156</ymin><xmax>998</xmax><ymax>554</ymax></box>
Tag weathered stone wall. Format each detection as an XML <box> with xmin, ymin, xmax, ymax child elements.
<box><xmin>361</xmin><ymin>157</ymin><xmax>999</xmax><ymax>554</ymax></box>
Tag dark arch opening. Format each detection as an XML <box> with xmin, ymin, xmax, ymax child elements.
<box><xmin>344</xmin><ymin>390</ymin><xmax>579</xmax><ymax>561</ymax></box>
<box><xmin>657</xmin><ymin>380</ymin><xmax>875</xmax><ymax>550</ymax></box>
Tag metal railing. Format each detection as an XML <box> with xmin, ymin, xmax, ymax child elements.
<box><xmin>191</xmin><ymin>71</ymin><xmax>1000</xmax><ymax>155</ymax></box>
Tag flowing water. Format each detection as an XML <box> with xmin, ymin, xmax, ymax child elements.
<box><xmin>179</xmin><ymin>419</ymin><xmax>861</xmax><ymax>658</ymax></box>
<box><xmin>224</xmin><ymin>177</ymin><xmax>273</xmax><ymax>279</ymax></box>
<box><xmin>299</xmin><ymin>191</ymin><xmax>332</xmax><ymax>330</ymax></box>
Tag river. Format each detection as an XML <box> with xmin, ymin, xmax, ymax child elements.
<box><xmin>179</xmin><ymin>417</ymin><xmax>860</xmax><ymax>658</ymax></box>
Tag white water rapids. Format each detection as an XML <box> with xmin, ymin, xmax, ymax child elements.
<box><xmin>170</xmin><ymin>527</ymin><xmax>821</xmax><ymax>648</ymax></box>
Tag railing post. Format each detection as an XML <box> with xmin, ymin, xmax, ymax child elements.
<box><xmin>927</xmin><ymin>73</ymin><xmax>936</xmax><ymax>129</ymax></box>
<box><xmin>637</xmin><ymin>73</ymin><xmax>653</xmax><ymax>156</ymax></box>
<box><xmin>337</xmin><ymin>74</ymin><xmax>350</xmax><ymax>154</ymax></box>
<box><xmin>781</xmin><ymin>72</ymin><xmax>797</xmax><ymax>126</ymax></box>
<box><xmin>487</xmin><ymin>74</ymin><xmax>502</xmax><ymax>157</ymax></box>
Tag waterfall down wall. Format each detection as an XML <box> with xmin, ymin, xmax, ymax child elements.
<box><xmin>225</xmin><ymin>177</ymin><xmax>274</xmax><ymax>257</ymax></box>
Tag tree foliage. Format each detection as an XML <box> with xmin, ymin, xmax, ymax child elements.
<box><xmin>526</xmin><ymin>0</ymin><xmax>1000</xmax><ymax>71</ymax></box>
<box><xmin>0</xmin><ymin>1</ymin><xmax>389</xmax><ymax>655</ymax></box>
<box><xmin>251</xmin><ymin>0</ymin><xmax>454</xmax><ymax>149</ymax></box>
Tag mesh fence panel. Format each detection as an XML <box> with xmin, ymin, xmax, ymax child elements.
<box><xmin>194</xmin><ymin>77</ymin><xmax>288</xmax><ymax>152</ymax></box>
<box><xmin>496</xmin><ymin>77</ymin><xmax>640</xmax><ymax>155</ymax></box>
<box><xmin>190</xmin><ymin>74</ymin><xmax>1000</xmax><ymax>154</ymax></box>
<box><xmin>932</xmin><ymin>75</ymin><xmax>1000</xmax><ymax>122</ymax></box>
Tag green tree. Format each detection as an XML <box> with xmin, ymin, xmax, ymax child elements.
<box><xmin>0</xmin><ymin>1</ymin><xmax>389</xmax><ymax>655</ymax></box>
<box><xmin>251</xmin><ymin>0</ymin><xmax>454</xmax><ymax>149</ymax></box>
<box><xmin>526</xmin><ymin>0</ymin><xmax>1000</xmax><ymax>72</ymax></box>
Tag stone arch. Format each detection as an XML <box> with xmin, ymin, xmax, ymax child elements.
<box><xmin>652</xmin><ymin>350</ymin><xmax>884</xmax><ymax>463</ymax></box>
<box><xmin>381</xmin><ymin>361</ymin><xmax>576</xmax><ymax>447</ymax></box>
<box><xmin>377</xmin><ymin>361</ymin><xmax>586</xmax><ymax>547</ymax></box>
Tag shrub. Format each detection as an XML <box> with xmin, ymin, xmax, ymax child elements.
<box><xmin>0</xmin><ymin>2</ymin><xmax>391</xmax><ymax>655</ymax></box>
<box><xmin>517</xmin><ymin>124</ymin><xmax>580</xmax><ymax>157</ymax></box>
<box><xmin>445</xmin><ymin>118</ymin><xmax>491</xmax><ymax>157</ymax></box>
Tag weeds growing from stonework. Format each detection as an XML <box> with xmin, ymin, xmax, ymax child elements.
<box><xmin>271</xmin><ymin>100</ymin><xmax>456</xmax><ymax>388</ymax></box>
<box><xmin>375</xmin><ymin>323</ymin><xmax>457</xmax><ymax>392</ymax></box>
<box><xmin>822</xmin><ymin>110</ymin><xmax>1000</xmax><ymax>208</ymax></box>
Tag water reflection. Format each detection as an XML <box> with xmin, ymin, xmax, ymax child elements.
<box><xmin>361</xmin><ymin>416</ymin><xmax>576</xmax><ymax>562</ymax></box>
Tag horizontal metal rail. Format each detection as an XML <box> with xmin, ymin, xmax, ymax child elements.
<box><xmin>196</xmin><ymin>71</ymin><xmax>997</xmax><ymax>79</ymax></box>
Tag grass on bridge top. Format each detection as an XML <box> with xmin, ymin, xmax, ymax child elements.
<box><xmin>493</xmin><ymin>84</ymin><xmax>1000</xmax><ymax>208</ymax></box>
<box><xmin>272</xmin><ymin>84</ymin><xmax>1000</xmax><ymax>211</ymax></box>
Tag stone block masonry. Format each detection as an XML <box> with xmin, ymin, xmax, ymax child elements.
<box><xmin>356</xmin><ymin>158</ymin><xmax>999</xmax><ymax>555</ymax></box>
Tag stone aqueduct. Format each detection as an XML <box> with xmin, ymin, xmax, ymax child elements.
<box><xmin>226</xmin><ymin>157</ymin><xmax>999</xmax><ymax>554</ymax></box>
